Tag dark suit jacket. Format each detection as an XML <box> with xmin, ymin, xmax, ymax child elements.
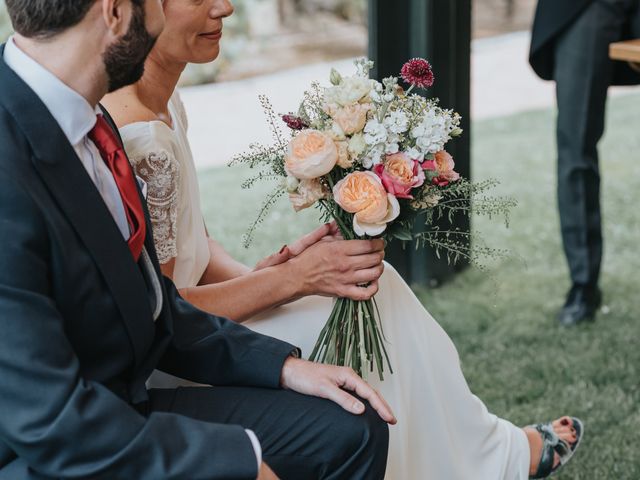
<box><xmin>530</xmin><ymin>0</ymin><xmax>640</xmax><ymax>85</ymax></box>
<box><xmin>0</xmin><ymin>44</ymin><xmax>296</xmax><ymax>479</ymax></box>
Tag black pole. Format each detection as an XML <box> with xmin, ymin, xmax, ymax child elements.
<box><xmin>368</xmin><ymin>0</ymin><xmax>472</xmax><ymax>287</ymax></box>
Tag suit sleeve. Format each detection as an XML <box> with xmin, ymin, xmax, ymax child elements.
<box><xmin>156</xmin><ymin>279</ymin><xmax>298</xmax><ymax>388</ymax></box>
<box><xmin>0</xmin><ymin>175</ymin><xmax>260</xmax><ymax>479</ymax></box>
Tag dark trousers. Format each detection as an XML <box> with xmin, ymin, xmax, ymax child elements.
<box><xmin>148</xmin><ymin>386</ymin><xmax>389</xmax><ymax>479</ymax></box>
<box><xmin>553</xmin><ymin>0</ymin><xmax>640</xmax><ymax>289</ymax></box>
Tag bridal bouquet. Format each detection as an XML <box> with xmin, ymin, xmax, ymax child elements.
<box><xmin>232</xmin><ymin>58</ymin><xmax>514</xmax><ymax>380</ymax></box>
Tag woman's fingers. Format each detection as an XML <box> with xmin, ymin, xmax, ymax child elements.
<box><xmin>350</xmin><ymin>265</ymin><xmax>384</xmax><ymax>286</ymax></box>
<box><xmin>348</xmin><ymin>252</ymin><xmax>386</xmax><ymax>271</ymax></box>
<box><xmin>339</xmin><ymin>239</ymin><xmax>385</xmax><ymax>256</ymax></box>
<box><xmin>254</xmin><ymin>246</ymin><xmax>291</xmax><ymax>271</ymax></box>
<box><xmin>288</xmin><ymin>224</ymin><xmax>333</xmax><ymax>256</ymax></box>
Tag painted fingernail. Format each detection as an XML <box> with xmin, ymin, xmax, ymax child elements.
<box><xmin>279</xmin><ymin>245</ymin><xmax>287</xmax><ymax>254</ymax></box>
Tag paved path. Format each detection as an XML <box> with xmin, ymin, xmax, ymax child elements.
<box><xmin>181</xmin><ymin>31</ymin><xmax>640</xmax><ymax>169</ymax></box>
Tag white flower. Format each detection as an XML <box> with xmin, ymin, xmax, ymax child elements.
<box><xmin>410</xmin><ymin>109</ymin><xmax>451</xmax><ymax>155</ymax></box>
<box><xmin>348</xmin><ymin>133</ymin><xmax>367</xmax><ymax>158</ymax></box>
<box><xmin>383</xmin><ymin>110</ymin><xmax>409</xmax><ymax>134</ymax></box>
<box><xmin>330</xmin><ymin>68</ymin><xmax>343</xmax><ymax>86</ymax></box>
<box><xmin>285</xmin><ymin>176</ymin><xmax>299</xmax><ymax>193</ymax></box>
<box><xmin>324</xmin><ymin>76</ymin><xmax>374</xmax><ymax>107</ymax></box>
<box><xmin>406</xmin><ymin>147</ymin><xmax>424</xmax><ymax>161</ymax></box>
<box><xmin>328</xmin><ymin>121</ymin><xmax>347</xmax><ymax>141</ymax></box>
<box><xmin>362</xmin><ymin>145</ymin><xmax>385</xmax><ymax>169</ymax></box>
<box><xmin>385</xmin><ymin>143</ymin><xmax>399</xmax><ymax>154</ymax></box>
<box><xmin>363</xmin><ymin>118</ymin><xmax>388</xmax><ymax>146</ymax></box>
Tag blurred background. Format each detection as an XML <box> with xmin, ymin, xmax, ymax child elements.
<box><xmin>2</xmin><ymin>0</ymin><xmax>639</xmax><ymax>477</ymax></box>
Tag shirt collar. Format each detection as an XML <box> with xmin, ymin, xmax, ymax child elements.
<box><xmin>3</xmin><ymin>36</ymin><xmax>100</xmax><ymax>146</ymax></box>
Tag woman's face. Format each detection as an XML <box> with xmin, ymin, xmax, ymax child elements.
<box><xmin>155</xmin><ymin>0</ymin><xmax>234</xmax><ymax>65</ymax></box>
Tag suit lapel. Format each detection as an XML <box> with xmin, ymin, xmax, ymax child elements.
<box><xmin>0</xmin><ymin>46</ymin><xmax>155</xmax><ymax>368</ymax></box>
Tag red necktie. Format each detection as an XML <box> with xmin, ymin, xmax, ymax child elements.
<box><xmin>89</xmin><ymin>115</ymin><xmax>146</xmax><ymax>261</ymax></box>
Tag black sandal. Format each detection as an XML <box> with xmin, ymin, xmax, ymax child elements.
<box><xmin>529</xmin><ymin>417</ymin><xmax>584</xmax><ymax>479</ymax></box>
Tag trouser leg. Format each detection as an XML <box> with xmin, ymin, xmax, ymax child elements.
<box><xmin>148</xmin><ymin>386</ymin><xmax>389</xmax><ymax>479</ymax></box>
<box><xmin>553</xmin><ymin>0</ymin><xmax>635</xmax><ymax>288</ymax></box>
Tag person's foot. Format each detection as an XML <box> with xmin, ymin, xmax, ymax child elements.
<box><xmin>525</xmin><ymin>416</ymin><xmax>578</xmax><ymax>477</ymax></box>
<box><xmin>557</xmin><ymin>285</ymin><xmax>602</xmax><ymax>326</ymax></box>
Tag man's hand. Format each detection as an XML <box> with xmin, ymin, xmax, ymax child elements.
<box><xmin>257</xmin><ymin>462</ymin><xmax>279</xmax><ymax>480</ymax></box>
<box><xmin>280</xmin><ymin>358</ymin><xmax>397</xmax><ymax>425</ymax></box>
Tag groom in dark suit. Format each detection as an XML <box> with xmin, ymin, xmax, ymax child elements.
<box><xmin>530</xmin><ymin>0</ymin><xmax>640</xmax><ymax>326</ymax></box>
<box><xmin>0</xmin><ymin>1</ymin><xmax>393</xmax><ymax>478</ymax></box>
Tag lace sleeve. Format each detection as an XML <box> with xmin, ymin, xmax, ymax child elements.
<box><xmin>130</xmin><ymin>149</ymin><xmax>181</xmax><ymax>264</ymax></box>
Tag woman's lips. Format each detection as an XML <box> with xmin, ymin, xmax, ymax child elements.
<box><xmin>200</xmin><ymin>30</ymin><xmax>222</xmax><ymax>40</ymax></box>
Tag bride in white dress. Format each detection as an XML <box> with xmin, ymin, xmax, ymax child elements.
<box><xmin>102</xmin><ymin>1</ymin><xmax>583</xmax><ymax>478</ymax></box>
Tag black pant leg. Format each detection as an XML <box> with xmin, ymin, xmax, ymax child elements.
<box><xmin>552</xmin><ymin>0</ymin><xmax>634</xmax><ymax>288</ymax></box>
<box><xmin>148</xmin><ymin>386</ymin><xmax>389</xmax><ymax>480</ymax></box>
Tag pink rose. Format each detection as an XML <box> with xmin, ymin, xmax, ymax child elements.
<box><xmin>423</xmin><ymin>150</ymin><xmax>460</xmax><ymax>186</ymax></box>
<box><xmin>333</xmin><ymin>171</ymin><xmax>400</xmax><ymax>236</ymax></box>
<box><xmin>373</xmin><ymin>152</ymin><xmax>425</xmax><ymax>199</ymax></box>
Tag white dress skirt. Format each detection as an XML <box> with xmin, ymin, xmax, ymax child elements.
<box><xmin>121</xmin><ymin>91</ymin><xmax>530</xmax><ymax>480</ymax></box>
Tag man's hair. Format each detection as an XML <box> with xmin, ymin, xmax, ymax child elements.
<box><xmin>5</xmin><ymin>0</ymin><xmax>141</xmax><ymax>39</ymax></box>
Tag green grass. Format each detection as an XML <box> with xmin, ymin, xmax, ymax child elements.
<box><xmin>199</xmin><ymin>92</ymin><xmax>640</xmax><ymax>479</ymax></box>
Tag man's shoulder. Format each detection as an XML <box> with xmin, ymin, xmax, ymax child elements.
<box><xmin>0</xmin><ymin>103</ymin><xmax>33</xmax><ymax>171</ymax></box>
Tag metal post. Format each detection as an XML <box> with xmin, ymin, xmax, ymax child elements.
<box><xmin>368</xmin><ymin>0</ymin><xmax>472</xmax><ymax>287</ymax></box>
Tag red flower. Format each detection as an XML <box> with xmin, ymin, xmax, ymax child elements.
<box><xmin>401</xmin><ymin>58</ymin><xmax>434</xmax><ymax>89</ymax></box>
<box><xmin>282</xmin><ymin>114</ymin><xmax>309</xmax><ymax>131</ymax></box>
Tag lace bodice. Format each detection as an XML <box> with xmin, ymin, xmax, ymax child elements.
<box><xmin>120</xmin><ymin>92</ymin><xmax>209</xmax><ymax>289</ymax></box>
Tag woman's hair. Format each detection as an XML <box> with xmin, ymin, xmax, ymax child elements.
<box><xmin>5</xmin><ymin>0</ymin><xmax>142</xmax><ymax>39</ymax></box>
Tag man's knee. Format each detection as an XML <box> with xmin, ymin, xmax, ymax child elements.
<box><xmin>328</xmin><ymin>400</ymin><xmax>389</xmax><ymax>475</ymax></box>
<box><xmin>346</xmin><ymin>402</ymin><xmax>389</xmax><ymax>453</ymax></box>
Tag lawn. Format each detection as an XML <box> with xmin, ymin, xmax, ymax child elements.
<box><xmin>198</xmin><ymin>92</ymin><xmax>640</xmax><ymax>479</ymax></box>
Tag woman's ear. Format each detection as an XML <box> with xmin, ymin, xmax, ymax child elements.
<box><xmin>101</xmin><ymin>0</ymin><xmax>133</xmax><ymax>37</ymax></box>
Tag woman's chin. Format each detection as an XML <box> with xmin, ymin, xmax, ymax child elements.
<box><xmin>190</xmin><ymin>48</ymin><xmax>221</xmax><ymax>65</ymax></box>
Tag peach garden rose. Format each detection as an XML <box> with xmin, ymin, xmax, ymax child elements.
<box><xmin>325</xmin><ymin>103</ymin><xmax>371</xmax><ymax>136</ymax></box>
<box><xmin>333</xmin><ymin>171</ymin><xmax>400</xmax><ymax>236</ymax></box>
<box><xmin>285</xmin><ymin>130</ymin><xmax>338</xmax><ymax>180</ymax></box>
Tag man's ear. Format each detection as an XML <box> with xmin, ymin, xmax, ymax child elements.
<box><xmin>101</xmin><ymin>0</ymin><xmax>133</xmax><ymax>37</ymax></box>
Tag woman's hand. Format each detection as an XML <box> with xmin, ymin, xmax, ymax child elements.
<box><xmin>253</xmin><ymin>223</ymin><xmax>340</xmax><ymax>272</ymax></box>
<box><xmin>253</xmin><ymin>222</ymin><xmax>385</xmax><ymax>301</ymax></box>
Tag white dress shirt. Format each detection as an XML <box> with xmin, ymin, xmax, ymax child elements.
<box><xmin>3</xmin><ymin>36</ymin><xmax>262</xmax><ymax>473</ymax></box>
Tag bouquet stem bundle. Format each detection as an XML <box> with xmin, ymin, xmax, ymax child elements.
<box><xmin>310</xmin><ymin>297</ymin><xmax>391</xmax><ymax>380</ymax></box>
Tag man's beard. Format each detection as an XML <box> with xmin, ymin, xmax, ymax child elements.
<box><xmin>103</xmin><ymin>3</ymin><xmax>158</xmax><ymax>93</ymax></box>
